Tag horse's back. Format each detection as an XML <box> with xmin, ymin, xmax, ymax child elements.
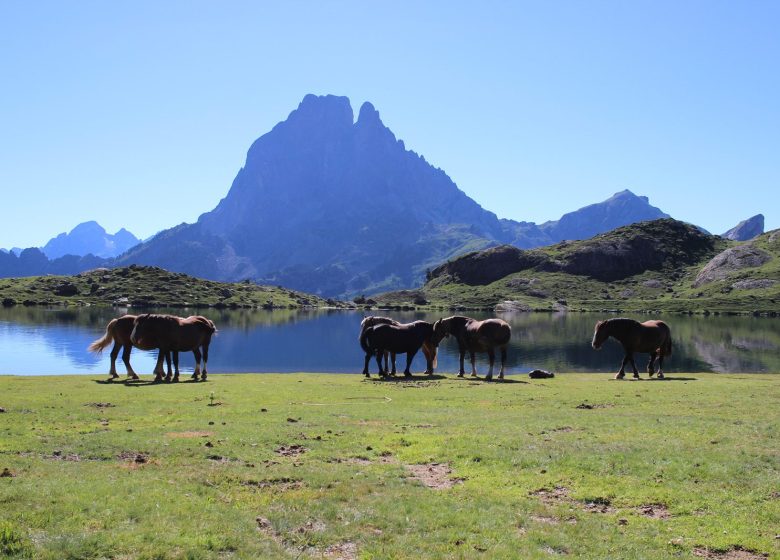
<box><xmin>466</xmin><ymin>318</ymin><xmax>511</xmax><ymax>348</ymax></box>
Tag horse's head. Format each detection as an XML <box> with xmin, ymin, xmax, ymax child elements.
<box><xmin>431</xmin><ymin>318</ymin><xmax>449</xmax><ymax>346</ymax></box>
<box><xmin>130</xmin><ymin>314</ymin><xmax>153</xmax><ymax>347</ymax></box>
<box><xmin>591</xmin><ymin>320</ymin><xmax>609</xmax><ymax>350</ymax></box>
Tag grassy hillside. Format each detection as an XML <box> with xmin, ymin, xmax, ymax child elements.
<box><xmin>375</xmin><ymin>220</ymin><xmax>780</xmax><ymax>314</ymax></box>
<box><xmin>0</xmin><ymin>373</ymin><xmax>777</xmax><ymax>559</ymax></box>
<box><xmin>0</xmin><ymin>266</ymin><xmax>349</xmax><ymax>309</ymax></box>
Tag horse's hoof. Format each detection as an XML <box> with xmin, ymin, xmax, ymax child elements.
<box><xmin>657</xmin><ymin>373</ymin><xmax>665</xmax><ymax>379</ymax></box>
<box><xmin>457</xmin><ymin>373</ymin><xmax>465</xmax><ymax>378</ymax></box>
<box><xmin>614</xmin><ymin>374</ymin><xmax>625</xmax><ymax>380</ymax></box>
<box><xmin>485</xmin><ymin>376</ymin><xmax>493</xmax><ymax>381</ymax></box>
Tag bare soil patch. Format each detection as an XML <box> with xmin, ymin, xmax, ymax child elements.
<box><xmin>242</xmin><ymin>477</ymin><xmax>303</xmax><ymax>491</ymax></box>
<box><xmin>406</xmin><ymin>463</ymin><xmax>464</xmax><ymax>489</ymax></box>
<box><xmin>693</xmin><ymin>546</ymin><xmax>768</xmax><ymax>559</ymax></box>
<box><xmin>531</xmin><ymin>486</ymin><xmax>570</xmax><ymax>504</ymax></box>
<box><xmin>85</xmin><ymin>402</ymin><xmax>115</xmax><ymax>408</ymax></box>
<box><xmin>323</xmin><ymin>541</ymin><xmax>358</xmax><ymax>559</ymax></box>
<box><xmin>275</xmin><ymin>444</ymin><xmax>306</xmax><ymax>457</ymax></box>
<box><xmin>582</xmin><ymin>498</ymin><xmax>616</xmax><ymax>514</ymax></box>
<box><xmin>117</xmin><ymin>451</ymin><xmax>149</xmax><ymax>464</ymax></box>
<box><xmin>636</xmin><ymin>503</ymin><xmax>671</xmax><ymax>519</ymax></box>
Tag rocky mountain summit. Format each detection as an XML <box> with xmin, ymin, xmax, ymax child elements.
<box><xmin>721</xmin><ymin>214</ymin><xmax>764</xmax><ymax>241</ymax></box>
<box><xmin>42</xmin><ymin>221</ymin><xmax>140</xmax><ymax>259</ymax></box>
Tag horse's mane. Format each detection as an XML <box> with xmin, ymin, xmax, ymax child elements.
<box><xmin>360</xmin><ymin>316</ymin><xmax>398</xmax><ymax>330</ymax></box>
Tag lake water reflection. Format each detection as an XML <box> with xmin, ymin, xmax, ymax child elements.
<box><xmin>0</xmin><ymin>307</ymin><xmax>778</xmax><ymax>375</ymax></box>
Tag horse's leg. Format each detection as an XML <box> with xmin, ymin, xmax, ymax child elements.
<box><xmin>390</xmin><ymin>352</ymin><xmax>397</xmax><ymax>376</ymax></box>
<box><xmin>375</xmin><ymin>350</ymin><xmax>384</xmax><ymax>377</ymax></box>
<box><xmin>499</xmin><ymin>346</ymin><xmax>507</xmax><ymax>379</ymax></box>
<box><xmin>457</xmin><ymin>349</ymin><xmax>466</xmax><ymax>377</ymax></box>
<box><xmin>615</xmin><ymin>355</ymin><xmax>628</xmax><ymax>380</ymax></box>
<box><xmin>657</xmin><ymin>353</ymin><xmax>665</xmax><ymax>379</ymax></box>
<box><xmin>629</xmin><ymin>354</ymin><xmax>640</xmax><ymax>379</ymax></box>
<box><xmin>362</xmin><ymin>352</ymin><xmax>371</xmax><ymax>377</ymax></box>
<box><xmin>470</xmin><ymin>350</ymin><xmax>477</xmax><ymax>377</ymax></box>
<box><xmin>164</xmin><ymin>351</ymin><xmax>173</xmax><ymax>382</ymax></box>
<box><xmin>153</xmin><ymin>349</ymin><xmax>166</xmax><ymax>382</ymax></box>
<box><xmin>107</xmin><ymin>341</ymin><xmax>120</xmax><ymax>378</ymax></box>
<box><xmin>404</xmin><ymin>350</ymin><xmax>417</xmax><ymax>377</ymax></box>
<box><xmin>192</xmin><ymin>348</ymin><xmax>202</xmax><ymax>381</ymax></box>
<box><xmin>647</xmin><ymin>351</ymin><xmax>657</xmax><ymax>376</ymax></box>
<box><xmin>172</xmin><ymin>351</ymin><xmax>180</xmax><ymax>382</ymax></box>
<box><xmin>485</xmin><ymin>349</ymin><xmax>495</xmax><ymax>380</ymax></box>
<box><xmin>120</xmin><ymin>343</ymin><xmax>138</xmax><ymax>379</ymax></box>
<box><xmin>201</xmin><ymin>344</ymin><xmax>209</xmax><ymax>381</ymax></box>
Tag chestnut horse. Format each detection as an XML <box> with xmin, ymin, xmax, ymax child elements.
<box><xmin>591</xmin><ymin>318</ymin><xmax>672</xmax><ymax>379</ymax></box>
<box><xmin>88</xmin><ymin>314</ymin><xmax>173</xmax><ymax>380</ymax></box>
<box><xmin>359</xmin><ymin>320</ymin><xmax>437</xmax><ymax>378</ymax></box>
<box><xmin>432</xmin><ymin>316</ymin><xmax>511</xmax><ymax>380</ymax></box>
<box><xmin>359</xmin><ymin>316</ymin><xmax>434</xmax><ymax>376</ymax></box>
<box><xmin>130</xmin><ymin>314</ymin><xmax>216</xmax><ymax>382</ymax></box>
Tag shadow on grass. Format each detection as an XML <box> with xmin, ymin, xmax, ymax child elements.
<box><xmin>448</xmin><ymin>375</ymin><xmax>529</xmax><ymax>384</ymax></box>
<box><xmin>364</xmin><ymin>374</ymin><xmax>448</xmax><ymax>382</ymax></box>
<box><xmin>608</xmin><ymin>376</ymin><xmax>698</xmax><ymax>382</ymax></box>
<box><xmin>93</xmin><ymin>377</ymin><xmax>207</xmax><ymax>388</ymax></box>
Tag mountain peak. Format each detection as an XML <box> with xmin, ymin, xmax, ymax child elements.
<box><xmin>290</xmin><ymin>94</ymin><xmax>354</xmax><ymax>127</ymax></box>
<box><xmin>721</xmin><ymin>214</ymin><xmax>764</xmax><ymax>241</ymax></box>
<box><xmin>357</xmin><ymin>101</ymin><xmax>381</xmax><ymax>126</ymax></box>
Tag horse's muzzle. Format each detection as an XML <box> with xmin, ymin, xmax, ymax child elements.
<box><xmin>591</xmin><ymin>342</ymin><xmax>601</xmax><ymax>350</ymax></box>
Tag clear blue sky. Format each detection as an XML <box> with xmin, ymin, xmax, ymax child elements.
<box><xmin>1</xmin><ymin>1</ymin><xmax>778</xmax><ymax>248</ymax></box>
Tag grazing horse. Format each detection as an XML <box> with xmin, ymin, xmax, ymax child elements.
<box><xmin>130</xmin><ymin>314</ymin><xmax>217</xmax><ymax>382</ymax></box>
<box><xmin>359</xmin><ymin>321</ymin><xmax>437</xmax><ymax>378</ymax></box>
<box><xmin>591</xmin><ymin>318</ymin><xmax>672</xmax><ymax>379</ymax></box>
<box><xmin>432</xmin><ymin>316</ymin><xmax>511</xmax><ymax>380</ymax></box>
<box><xmin>88</xmin><ymin>315</ymin><xmax>173</xmax><ymax>380</ymax></box>
<box><xmin>359</xmin><ymin>316</ymin><xmax>434</xmax><ymax>376</ymax></box>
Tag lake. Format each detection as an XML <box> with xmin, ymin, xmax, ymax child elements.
<box><xmin>0</xmin><ymin>307</ymin><xmax>778</xmax><ymax>375</ymax></box>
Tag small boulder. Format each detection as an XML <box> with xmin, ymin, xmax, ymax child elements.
<box><xmin>529</xmin><ymin>369</ymin><xmax>555</xmax><ymax>379</ymax></box>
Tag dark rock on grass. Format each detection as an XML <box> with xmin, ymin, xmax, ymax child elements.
<box><xmin>1</xmin><ymin>467</ymin><xmax>14</xmax><ymax>477</ymax></box>
<box><xmin>529</xmin><ymin>369</ymin><xmax>555</xmax><ymax>379</ymax></box>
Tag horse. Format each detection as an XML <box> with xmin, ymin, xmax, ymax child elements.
<box><xmin>431</xmin><ymin>316</ymin><xmax>511</xmax><ymax>380</ymax></box>
<box><xmin>359</xmin><ymin>316</ymin><xmax>434</xmax><ymax>376</ymax></box>
<box><xmin>130</xmin><ymin>314</ymin><xmax>217</xmax><ymax>382</ymax></box>
<box><xmin>591</xmin><ymin>318</ymin><xmax>672</xmax><ymax>379</ymax></box>
<box><xmin>88</xmin><ymin>314</ymin><xmax>174</xmax><ymax>380</ymax></box>
<box><xmin>359</xmin><ymin>321</ymin><xmax>437</xmax><ymax>378</ymax></box>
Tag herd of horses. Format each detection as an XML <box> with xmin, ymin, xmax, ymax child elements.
<box><xmin>88</xmin><ymin>314</ymin><xmax>216</xmax><ymax>382</ymax></box>
<box><xmin>89</xmin><ymin>312</ymin><xmax>673</xmax><ymax>382</ymax></box>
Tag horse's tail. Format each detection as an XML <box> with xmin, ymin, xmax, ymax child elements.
<box><xmin>88</xmin><ymin>319</ymin><xmax>117</xmax><ymax>353</ymax></box>
<box><xmin>359</xmin><ymin>327</ymin><xmax>373</xmax><ymax>354</ymax></box>
<box><xmin>662</xmin><ymin>335</ymin><xmax>672</xmax><ymax>357</ymax></box>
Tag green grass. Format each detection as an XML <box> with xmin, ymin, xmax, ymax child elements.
<box><xmin>1</xmin><ymin>373</ymin><xmax>778</xmax><ymax>559</ymax></box>
<box><xmin>0</xmin><ymin>266</ymin><xmax>348</xmax><ymax>309</ymax></box>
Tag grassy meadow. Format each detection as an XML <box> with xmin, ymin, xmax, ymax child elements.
<box><xmin>0</xmin><ymin>373</ymin><xmax>778</xmax><ymax>559</ymax></box>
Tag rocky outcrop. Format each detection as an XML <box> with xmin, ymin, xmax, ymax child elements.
<box><xmin>693</xmin><ymin>244</ymin><xmax>772</xmax><ymax>287</ymax></box>
<box><xmin>431</xmin><ymin>219</ymin><xmax>723</xmax><ymax>286</ymax></box>
<box><xmin>429</xmin><ymin>245</ymin><xmax>548</xmax><ymax>286</ymax></box>
<box><xmin>721</xmin><ymin>214</ymin><xmax>764</xmax><ymax>241</ymax></box>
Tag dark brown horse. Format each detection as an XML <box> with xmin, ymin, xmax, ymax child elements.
<box><xmin>591</xmin><ymin>318</ymin><xmax>672</xmax><ymax>379</ymax></box>
<box><xmin>359</xmin><ymin>316</ymin><xmax>434</xmax><ymax>376</ymax></box>
<box><xmin>432</xmin><ymin>316</ymin><xmax>511</xmax><ymax>380</ymax></box>
<box><xmin>130</xmin><ymin>314</ymin><xmax>217</xmax><ymax>382</ymax></box>
<box><xmin>359</xmin><ymin>321</ymin><xmax>437</xmax><ymax>378</ymax></box>
<box><xmin>88</xmin><ymin>315</ymin><xmax>173</xmax><ymax>380</ymax></box>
